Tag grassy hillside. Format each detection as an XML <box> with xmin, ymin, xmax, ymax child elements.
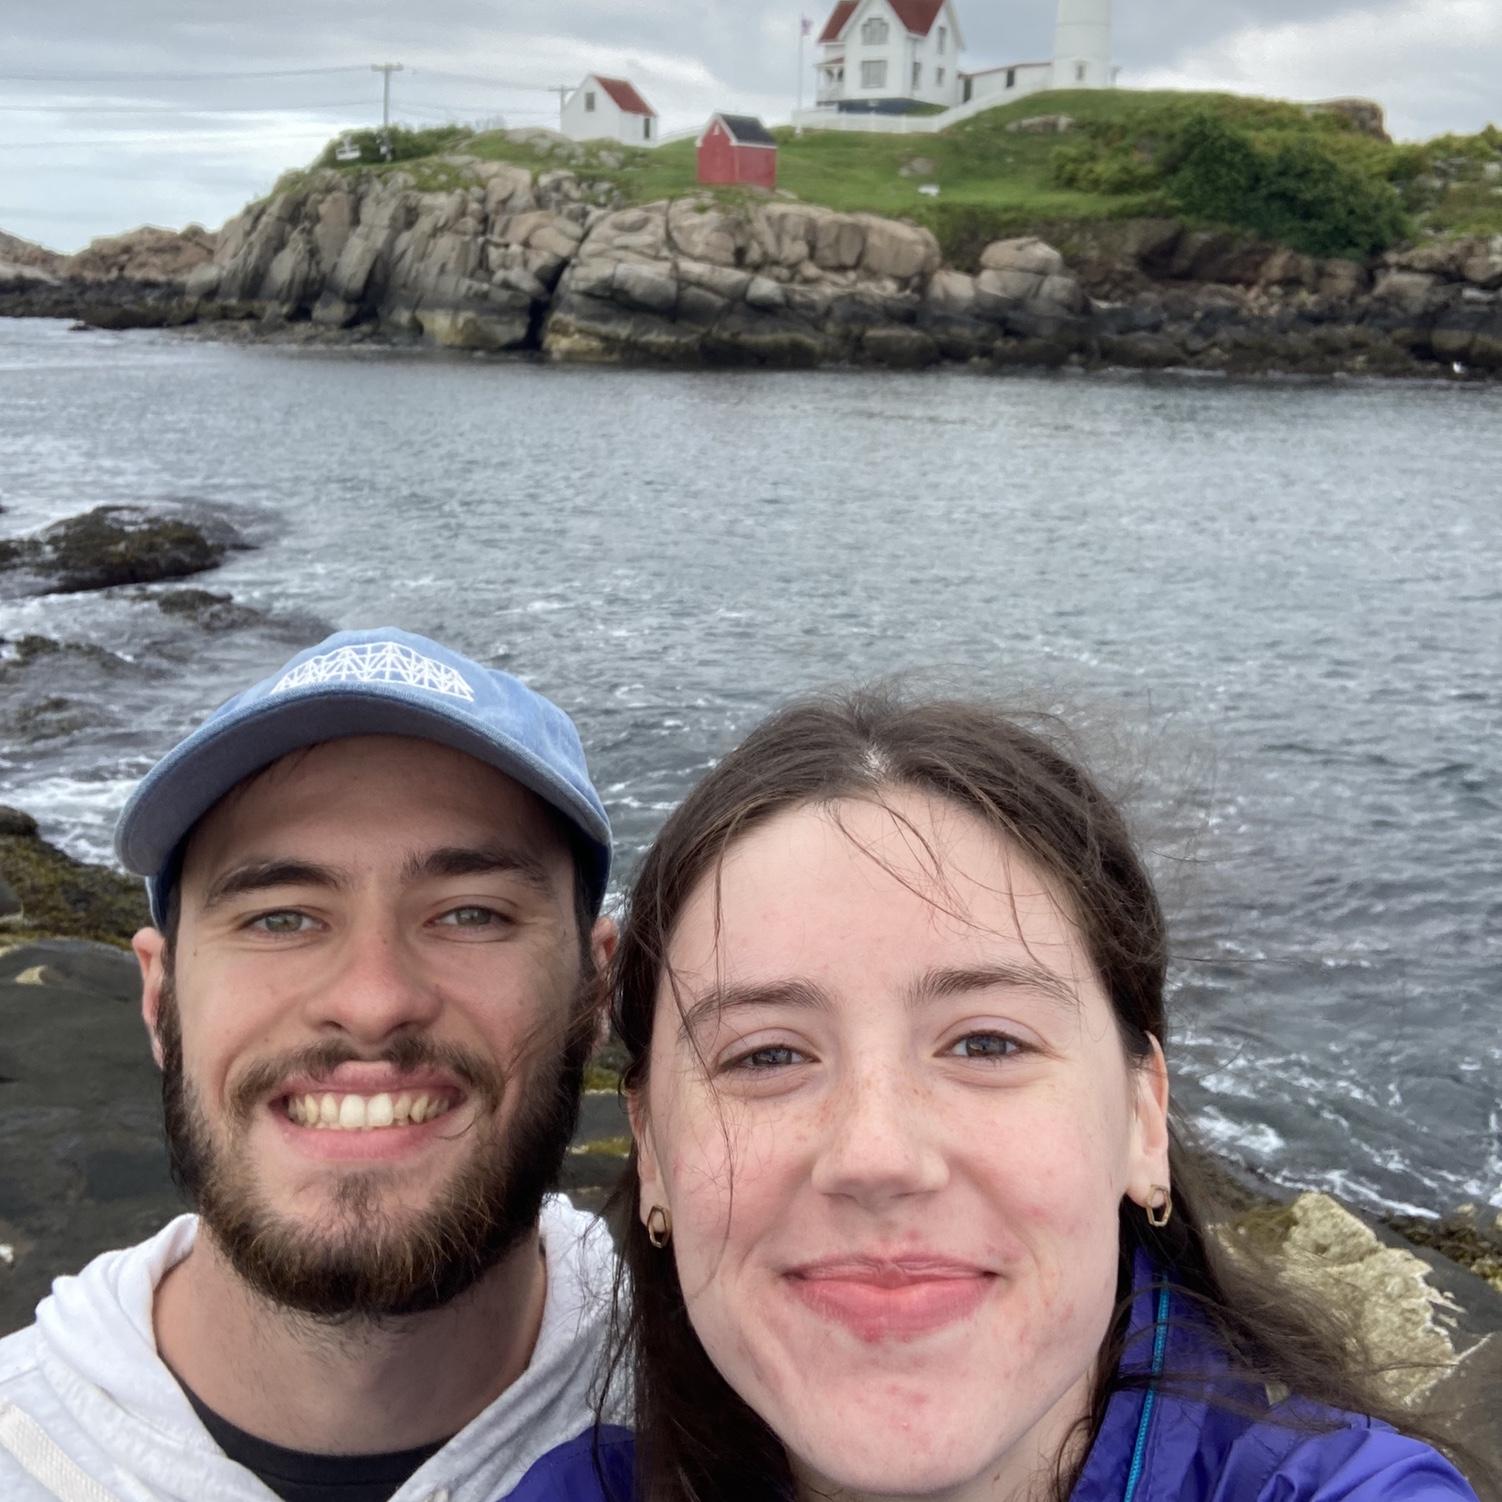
<box><xmin>299</xmin><ymin>90</ymin><xmax>1502</xmax><ymax>265</ymax></box>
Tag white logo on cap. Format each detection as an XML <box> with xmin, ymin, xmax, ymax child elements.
<box><xmin>273</xmin><ymin>643</ymin><xmax>476</xmax><ymax>702</ymax></box>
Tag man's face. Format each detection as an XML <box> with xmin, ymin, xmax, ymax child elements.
<box><xmin>135</xmin><ymin>734</ymin><xmax>610</xmax><ymax>1321</ymax></box>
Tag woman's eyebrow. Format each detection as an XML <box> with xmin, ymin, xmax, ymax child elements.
<box><xmin>909</xmin><ymin>963</ymin><xmax>1081</xmax><ymax>1013</ymax></box>
<box><xmin>678</xmin><ymin>979</ymin><xmax>830</xmax><ymax>1042</ymax></box>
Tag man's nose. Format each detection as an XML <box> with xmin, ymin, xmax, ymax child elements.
<box><xmin>808</xmin><ymin>1060</ymin><xmax>948</xmax><ymax>1205</ymax></box>
<box><xmin>305</xmin><ymin>926</ymin><xmax>443</xmax><ymax>1043</ymax></box>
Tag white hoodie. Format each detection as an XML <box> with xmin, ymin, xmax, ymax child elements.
<box><xmin>0</xmin><ymin>1198</ymin><xmax>622</xmax><ymax>1502</ymax></box>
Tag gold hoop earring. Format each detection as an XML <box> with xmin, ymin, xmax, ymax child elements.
<box><xmin>1146</xmin><ymin>1186</ymin><xmax>1173</xmax><ymax>1229</ymax></box>
<box><xmin>646</xmin><ymin>1206</ymin><xmax>672</xmax><ymax>1249</ymax></box>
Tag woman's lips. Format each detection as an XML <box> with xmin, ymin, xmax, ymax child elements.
<box><xmin>784</xmin><ymin>1259</ymin><xmax>996</xmax><ymax>1343</ymax></box>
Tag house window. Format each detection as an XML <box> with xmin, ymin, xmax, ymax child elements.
<box><xmin>861</xmin><ymin>17</ymin><xmax>889</xmax><ymax>44</ymax></box>
<box><xmin>643</xmin><ymin>118</ymin><xmax>652</xmax><ymax>139</ymax></box>
<box><xmin>861</xmin><ymin>59</ymin><xmax>887</xmax><ymax>89</ymax></box>
<box><xmin>936</xmin><ymin>67</ymin><xmax>945</xmax><ymax>86</ymax></box>
<box><xmin>912</xmin><ymin>61</ymin><xmax>921</xmax><ymax>90</ymax></box>
<box><xmin>938</xmin><ymin>25</ymin><xmax>947</xmax><ymax>54</ymax></box>
<box><xmin>1076</xmin><ymin>62</ymin><xmax>1087</xmax><ymax>82</ymax></box>
<box><xmin>585</xmin><ymin>91</ymin><xmax>596</xmax><ymax>112</ymax></box>
<box><xmin>1006</xmin><ymin>67</ymin><xmax>1016</xmax><ymax>88</ymax></box>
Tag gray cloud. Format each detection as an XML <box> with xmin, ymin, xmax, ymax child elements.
<box><xmin>4</xmin><ymin>1</ymin><xmax>1498</xmax><ymax>251</ymax></box>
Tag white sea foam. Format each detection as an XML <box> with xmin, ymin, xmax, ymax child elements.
<box><xmin>4</xmin><ymin>774</ymin><xmax>139</xmax><ymax>866</ymax></box>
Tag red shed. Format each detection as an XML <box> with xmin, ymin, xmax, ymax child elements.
<box><xmin>697</xmin><ymin>114</ymin><xmax>778</xmax><ymax>190</ymax></box>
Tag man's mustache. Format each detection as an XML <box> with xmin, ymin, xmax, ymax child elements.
<box><xmin>227</xmin><ymin>1034</ymin><xmax>506</xmax><ymax>1124</ymax></box>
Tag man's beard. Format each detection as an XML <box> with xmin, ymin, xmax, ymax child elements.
<box><xmin>156</xmin><ymin>966</ymin><xmax>594</xmax><ymax>1324</ymax></box>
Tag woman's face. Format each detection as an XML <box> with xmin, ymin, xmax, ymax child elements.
<box><xmin>634</xmin><ymin>791</ymin><xmax>1170</xmax><ymax>1500</ymax></box>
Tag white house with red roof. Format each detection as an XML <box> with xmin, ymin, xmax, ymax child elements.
<box><xmin>560</xmin><ymin>75</ymin><xmax>658</xmax><ymax>145</ymax></box>
<box><xmin>815</xmin><ymin>0</ymin><xmax>964</xmax><ymax>112</ymax></box>
<box><xmin>808</xmin><ymin>0</ymin><xmax>1114</xmax><ymax>121</ymax></box>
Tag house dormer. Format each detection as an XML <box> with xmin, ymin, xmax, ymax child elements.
<box><xmin>815</xmin><ymin>0</ymin><xmax>964</xmax><ymax>112</ymax></box>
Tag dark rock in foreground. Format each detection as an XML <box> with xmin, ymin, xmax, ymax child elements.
<box><xmin>0</xmin><ymin>506</ymin><xmax>244</xmax><ymax>595</ymax></box>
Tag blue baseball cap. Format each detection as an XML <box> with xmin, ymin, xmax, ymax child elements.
<box><xmin>114</xmin><ymin>627</ymin><xmax>611</xmax><ymax>928</ymax></box>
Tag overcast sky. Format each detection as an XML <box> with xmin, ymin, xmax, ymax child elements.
<box><xmin>3</xmin><ymin>0</ymin><xmax>1499</xmax><ymax>253</ymax></box>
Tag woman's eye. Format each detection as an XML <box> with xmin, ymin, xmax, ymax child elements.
<box><xmin>727</xmin><ymin>1044</ymin><xmax>806</xmax><ymax>1072</ymax></box>
<box><xmin>436</xmin><ymin>905</ymin><xmax>507</xmax><ymax>929</ymax></box>
<box><xmin>947</xmin><ymin>1032</ymin><xmax>1022</xmax><ymax>1060</ymax></box>
<box><xmin>251</xmin><ymin>911</ymin><xmax>314</xmax><ymax>935</ymax></box>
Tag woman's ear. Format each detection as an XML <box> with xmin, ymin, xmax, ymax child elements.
<box><xmin>1127</xmin><ymin>1033</ymin><xmax>1171</xmax><ymax>1206</ymax></box>
<box><xmin>627</xmin><ymin>1085</ymin><xmax>666</xmax><ymax>1225</ymax></box>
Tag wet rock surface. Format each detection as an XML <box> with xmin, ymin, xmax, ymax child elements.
<box><xmin>0</xmin><ymin>506</ymin><xmax>246</xmax><ymax>595</ymax></box>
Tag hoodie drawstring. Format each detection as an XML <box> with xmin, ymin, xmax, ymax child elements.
<box><xmin>0</xmin><ymin>1400</ymin><xmax>125</xmax><ymax>1502</ymax></box>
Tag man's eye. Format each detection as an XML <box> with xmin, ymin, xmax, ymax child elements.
<box><xmin>251</xmin><ymin>911</ymin><xmax>314</xmax><ymax>935</ymax></box>
<box><xmin>436</xmin><ymin>906</ymin><xmax>507</xmax><ymax>928</ymax></box>
<box><xmin>946</xmin><ymin>1032</ymin><xmax>1022</xmax><ymax>1060</ymax></box>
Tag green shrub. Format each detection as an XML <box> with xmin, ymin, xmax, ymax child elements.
<box><xmin>1050</xmin><ymin>137</ymin><xmax>1161</xmax><ymax>196</ymax></box>
<box><xmin>316</xmin><ymin>124</ymin><xmax>475</xmax><ymax>169</ymax></box>
<box><xmin>1164</xmin><ymin>109</ymin><xmax>1407</xmax><ymax>258</ymax></box>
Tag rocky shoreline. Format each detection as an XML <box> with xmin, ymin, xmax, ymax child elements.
<box><xmin>1</xmin><ymin>807</ymin><xmax>1499</xmax><ymax>1478</ymax></box>
<box><xmin>3</xmin><ymin>159</ymin><xmax>1501</xmax><ymax>377</ymax></box>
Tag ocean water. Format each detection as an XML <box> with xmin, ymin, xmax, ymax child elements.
<box><xmin>2</xmin><ymin>316</ymin><xmax>1499</xmax><ymax>1219</ymax></box>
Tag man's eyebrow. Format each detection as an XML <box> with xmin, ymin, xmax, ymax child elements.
<box><xmin>402</xmin><ymin>845</ymin><xmax>555</xmax><ymax>893</ymax></box>
<box><xmin>910</xmin><ymin>963</ymin><xmax>1081</xmax><ymax>1013</ymax></box>
<box><xmin>678</xmin><ymin>979</ymin><xmax>830</xmax><ymax>1042</ymax></box>
<box><xmin>201</xmin><ymin>860</ymin><xmax>347</xmax><ymax>912</ymax></box>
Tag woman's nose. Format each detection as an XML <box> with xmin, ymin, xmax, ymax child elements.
<box><xmin>808</xmin><ymin>1062</ymin><xmax>949</xmax><ymax>1204</ymax></box>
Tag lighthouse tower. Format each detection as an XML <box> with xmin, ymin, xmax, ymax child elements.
<box><xmin>1053</xmin><ymin>0</ymin><xmax>1113</xmax><ymax>90</ymax></box>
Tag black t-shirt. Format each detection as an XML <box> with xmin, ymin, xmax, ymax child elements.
<box><xmin>182</xmin><ymin>1381</ymin><xmax>453</xmax><ymax>1502</ymax></box>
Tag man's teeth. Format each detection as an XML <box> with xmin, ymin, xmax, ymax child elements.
<box><xmin>284</xmin><ymin>1092</ymin><xmax>454</xmax><ymax>1130</ymax></box>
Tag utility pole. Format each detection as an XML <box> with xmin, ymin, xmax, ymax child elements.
<box><xmin>371</xmin><ymin>62</ymin><xmax>404</xmax><ymax>129</ymax></box>
<box><xmin>547</xmin><ymin>84</ymin><xmax>572</xmax><ymax>129</ymax></box>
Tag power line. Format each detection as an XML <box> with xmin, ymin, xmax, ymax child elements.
<box><xmin>0</xmin><ymin>65</ymin><xmax>370</xmax><ymax>84</ymax></box>
<box><xmin>413</xmin><ymin>68</ymin><xmax>560</xmax><ymax>92</ymax></box>
<box><xmin>0</xmin><ymin>101</ymin><xmax>372</xmax><ymax>115</ymax></box>
<box><xmin>5</xmin><ymin>130</ymin><xmax>335</xmax><ymax>151</ymax></box>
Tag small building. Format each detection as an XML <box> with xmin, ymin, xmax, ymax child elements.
<box><xmin>560</xmin><ymin>74</ymin><xmax>658</xmax><ymax>146</ymax></box>
<box><xmin>697</xmin><ymin>115</ymin><xmax>778</xmax><ymax>190</ymax></box>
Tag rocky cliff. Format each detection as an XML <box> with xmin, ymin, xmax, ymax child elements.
<box><xmin>5</xmin><ymin>155</ymin><xmax>1502</xmax><ymax>376</ymax></box>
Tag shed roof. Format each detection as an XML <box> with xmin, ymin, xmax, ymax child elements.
<box><xmin>709</xmin><ymin>114</ymin><xmax>778</xmax><ymax>147</ymax></box>
<box><xmin>819</xmin><ymin>0</ymin><xmax>948</xmax><ymax>43</ymax></box>
<box><xmin>589</xmin><ymin>75</ymin><xmax>657</xmax><ymax>116</ymax></box>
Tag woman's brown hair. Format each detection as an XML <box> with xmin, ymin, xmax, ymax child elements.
<box><xmin>602</xmin><ymin>686</ymin><xmax>1478</xmax><ymax>1502</ymax></box>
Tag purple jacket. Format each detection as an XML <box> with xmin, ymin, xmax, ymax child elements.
<box><xmin>512</xmin><ymin>1265</ymin><xmax>1479</xmax><ymax>1502</ymax></box>
<box><xmin>1071</xmin><ymin>1264</ymin><xmax>1480</xmax><ymax>1501</ymax></box>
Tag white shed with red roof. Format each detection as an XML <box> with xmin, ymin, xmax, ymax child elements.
<box><xmin>561</xmin><ymin>74</ymin><xmax>659</xmax><ymax>146</ymax></box>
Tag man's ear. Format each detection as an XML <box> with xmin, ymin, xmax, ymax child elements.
<box><xmin>133</xmin><ymin>927</ymin><xmax>168</xmax><ymax>1070</ymax></box>
<box><xmin>1127</xmin><ymin>1033</ymin><xmax>1171</xmax><ymax>1206</ymax></box>
<box><xmin>627</xmin><ymin>1085</ymin><xmax>665</xmax><ymax>1225</ymax></box>
<box><xmin>589</xmin><ymin>914</ymin><xmax>619</xmax><ymax>977</ymax></box>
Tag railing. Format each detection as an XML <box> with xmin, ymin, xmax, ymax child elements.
<box><xmin>790</xmin><ymin>76</ymin><xmax>1060</xmax><ymax>135</ymax></box>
